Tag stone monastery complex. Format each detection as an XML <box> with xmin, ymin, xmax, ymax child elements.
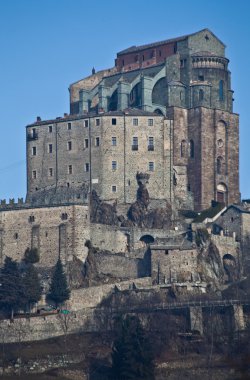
<box><xmin>0</xmin><ymin>29</ymin><xmax>249</xmax><ymax>305</ymax></box>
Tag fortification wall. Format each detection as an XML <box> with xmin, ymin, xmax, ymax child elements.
<box><xmin>0</xmin><ymin>205</ymin><xmax>89</xmax><ymax>267</ymax></box>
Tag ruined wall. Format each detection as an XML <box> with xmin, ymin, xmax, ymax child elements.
<box><xmin>151</xmin><ymin>248</ymin><xmax>198</xmax><ymax>284</ymax></box>
<box><xmin>0</xmin><ymin>205</ymin><xmax>89</xmax><ymax>267</ymax></box>
<box><xmin>90</xmin><ymin>223</ymin><xmax>128</xmax><ymax>253</ymax></box>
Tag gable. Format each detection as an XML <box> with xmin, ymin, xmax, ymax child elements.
<box><xmin>188</xmin><ymin>29</ymin><xmax>225</xmax><ymax>57</ymax></box>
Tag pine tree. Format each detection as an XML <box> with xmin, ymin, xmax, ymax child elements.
<box><xmin>111</xmin><ymin>315</ymin><xmax>155</xmax><ymax>380</ymax></box>
<box><xmin>22</xmin><ymin>264</ymin><xmax>42</xmax><ymax>312</ymax></box>
<box><xmin>47</xmin><ymin>258</ymin><xmax>70</xmax><ymax>307</ymax></box>
<box><xmin>0</xmin><ymin>257</ymin><xmax>25</xmax><ymax>319</ymax></box>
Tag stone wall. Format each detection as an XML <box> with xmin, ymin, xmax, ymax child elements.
<box><xmin>0</xmin><ymin>205</ymin><xmax>89</xmax><ymax>267</ymax></box>
<box><xmin>26</xmin><ymin>113</ymin><xmax>173</xmax><ymax>206</ymax></box>
<box><xmin>151</xmin><ymin>248</ymin><xmax>198</xmax><ymax>284</ymax></box>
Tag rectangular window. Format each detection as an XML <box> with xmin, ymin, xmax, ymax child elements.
<box><xmin>32</xmin><ymin>146</ymin><xmax>37</xmax><ymax>156</ymax></box>
<box><xmin>148</xmin><ymin>118</ymin><xmax>154</xmax><ymax>126</ymax></box>
<box><xmin>32</xmin><ymin>128</ymin><xmax>36</xmax><ymax>138</ymax></box>
<box><xmin>68</xmin><ymin>165</ymin><xmax>73</xmax><ymax>175</ymax></box>
<box><xmin>112</xmin><ymin>161</ymin><xmax>117</xmax><ymax>171</ymax></box>
<box><xmin>148</xmin><ymin>137</ymin><xmax>154</xmax><ymax>151</ymax></box>
<box><xmin>84</xmin><ymin>139</ymin><xmax>89</xmax><ymax>148</ymax></box>
<box><xmin>49</xmin><ymin>168</ymin><xmax>53</xmax><ymax>177</ymax></box>
<box><xmin>48</xmin><ymin>144</ymin><xmax>53</xmax><ymax>153</ymax></box>
<box><xmin>95</xmin><ymin>137</ymin><xmax>100</xmax><ymax>146</ymax></box>
<box><xmin>132</xmin><ymin>137</ymin><xmax>138</xmax><ymax>150</ymax></box>
<box><xmin>48</xmin><ymin>125</ymin><xmax>52</xmax><ymax>133</ymax></box>
<box><xmin>85</xmin><ymin>163</ymin><xmax>90</xmax><ymax>172</ymax></box>
<box><xmin>112</xmin><ymin>185</ymin><xmax>117</xmax><ymax>193</ymax></box>
<box><xmin>112</xmin><ymin>118</ymin><xmax>117</xmax><ymax>125</ymax></box>
<box><xmin>133</xmin><ymin>118</ymin><xmax>138</xmax><ymax>126</ymax></box>
<box><xmin>148</xmin><ymin>161</ymin><xmax>154</xmax><ymax>171</ymax></box>
<box><xmin>67</xmin><ymin>122</ymin><xmax>72</xmax><ymax>130</ymax></box>
<box><xmin>32</xmin><ymin>170</ymin><xmax>37</xmax><ymax>179</ymax></box>
<box><xmin>67</xmin><ymin>141</ymin><xmax>72</xmax><ymax>151</ymax></box>
<box><xmin>112</xmin><ymin>137</ymin><xmax>117</xmax><ymax>146</ymax></box>
<box><xmin>95</xmin><ymin>118</ymin><xmax>100</xmax><ymax>126</ymax></box>
<box><xmin>84</xmin><ymin>120</ymin><xmax>88</xmax><ymax>128</ymax></box>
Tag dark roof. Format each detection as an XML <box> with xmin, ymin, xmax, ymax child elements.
<box><xmin>103</xmin><ymin>63</ymin><xmax>165</xmax><ymax>87</ymax></box>
<box><xmin>26</xmin><ymin>108</ymin><xmax>163</xmax><ymax>127</ymax></box>
<box><xmin>117</xmin><ymin>34</ymin><xmax>189</xmax><ymax>56</ymax></box>
<box><xmin>223</xmin><ymin>205</ymin><xmax>250</xmax><ymax>215</ymax></box>
<box><xmin>117</xmin><ymin>28</ymin><xmax>224</xmax><ymax>56</ymax></box>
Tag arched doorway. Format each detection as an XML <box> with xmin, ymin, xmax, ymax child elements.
<box><xmin>139</xmin><ymin>235</ymin><xmax>155</xmax><ymax>245</ymax></box>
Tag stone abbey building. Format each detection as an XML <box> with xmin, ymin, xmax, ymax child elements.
<box><xmin>26</xmin><ymin>28</ymin><xmax>239</xmax><ymax>211</ymax></box>
<box><xmin>0</xmin><ymin>29</ymin><xmax>243</xmax><ymax>287</ymax></box>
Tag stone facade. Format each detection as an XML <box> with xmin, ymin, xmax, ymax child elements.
<box><xmin>24</xmin><ymin>28</ymin><xmax>239</xmax><ymax>211</ymax></box>
<box><xmin>0</xmin><ymin>204</ymin><xmax>89</xmax><ymax>267</ymax></box>
<box><xmin>26</xmin><ymin>111</ymin><xmax>174</xmax><ymax>206</ymax></box>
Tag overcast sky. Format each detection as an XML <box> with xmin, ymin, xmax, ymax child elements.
<box><xmin>0</xmin><ymin>0</ymin><xmax>249</xmax><ymax>200</ymax></box>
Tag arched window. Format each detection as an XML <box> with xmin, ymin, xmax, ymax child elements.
<box><xmin>217</xmin><ymin>156</ymin><xmax>223</xmax><ymax>174</ymax></box>
<box><xmin>181</xmin><ymin>140</ymin><xmax>187</xmax><ymax>157</ymax></box>
<box><xmin>199</xmin><ymin>89</ymin><xmax>204</xmax><ymax>101</ymax></box>
<box><xmin>219</xmin><ymin>80</ymin><xmax>224</xmax><ymax>101</ymax></box>
<box><xmin>189</xmin><ymin>140</ymin><xmax>194</xmax><ymax>158</ymax></box>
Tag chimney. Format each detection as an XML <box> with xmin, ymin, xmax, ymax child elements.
<box><xmin>64</xmin><ymin>113</ymin><xmax>68</xmax><ymax>117</ymax></box>
<box><xmin>36</xmin><ymin>116</ymin><xmax>41</xmax><ymax>122</ymax></box>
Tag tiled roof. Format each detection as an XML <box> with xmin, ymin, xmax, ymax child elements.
<box><xmin>117</xmin><ymin>28</ymin><xmax>225</xmax><ymax>56</ymax></box>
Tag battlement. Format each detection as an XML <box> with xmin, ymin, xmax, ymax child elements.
<box><xmin>0</xmin><ymin>198</ymin><xmax>26</xmax><ymax>210</ymax></box>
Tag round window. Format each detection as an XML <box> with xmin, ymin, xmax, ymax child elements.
<box><xmin>217</xmin><ymin>139</ymin><xmax>223</xmax><ymax>147</ymax></box>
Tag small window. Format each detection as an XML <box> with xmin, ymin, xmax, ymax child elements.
<box><xmin>48</xmin><ymin>168</ymin><xmax>53</xmax><ymax>177</ymax></box>
<box><xmin>133</xmin><ymin>118</ymin><xmax>138</xmax><ymax>126</ymax></box>
<box><xmin>84</xmin><ymin>120</ymin><xmax>88</xmax><ymax>128</ymax></box>
<box><xmin>199</xmin><ymin>89</ymin><xmax>204</xmax><ymax>101</ymax></box>
<box><xmin>67</xmin><ymin>122</ymin><xmax>72</xmax><ymax>130</ymax></box>
<box><xmin>68</xmin><ymin>165</ymin><xmax>73</xmax><ymax>175</ymax></box>
<box><xmin>67</xmin><ymin>141</ymin><xmax>72</xmax><ymax>151</ymax></box>
<box><xmin>142</xmin><ymin>55</ymin><xmax>144</xmax><ymax>61</ymax></box>
<box><xmin>32</xmin><ymin>170</ymin><xmax>37</xmax><ymax>179</ymax></box>
<box><xmin>14</xmin><ymin>233</ymin><xmax>18</xmax><ymax>240</ymax></box>
<box><xmin>95</xmin><ymin>137</ymin><xmax>100</xmax><ymax>147</ymax></box>
<box><xmin>112</xmin><ymin>161</ymin><xmax>117</xmax><ymax>171</ymax></box>
<box><xmin>132</xmin><ymin>137</ymin><xmax>138</xmax><ymax>150</ymax></box>
<box><xmin>32</xmin><ymin>146</ymin><xmax>37</xmax><ymax>156</ymax></box>
<box><xmin>180</xmin><ymin>91</ymin><xmax>183</xmax><ymax>101</ymax></box>
<box><xmin>219</xmin><ymin>80</ymin><xmax>224</xmax><ymax>101</ymax></box>
<box><xmin>148</xmin><ymin>162</ymin><xmax>154</xmax><ymax>171</ymax></box>
<box><xmin>32</xmin><ymin>128</ymin><xmax>36</xmax><ymax>137</ymax></box>
<box><xmin>95</xmin><ymin>118</ymin><xmax>100</xmax><ymax>126</ymax></box>
<box><xmin>189</xmin><ymin>140</ymin><xmax>194</xmax><ymax>158</ymax></box>
<box><xmin>85</xmin><ymin>163</ymin><xmax>90</xmax><ymax>172</ymax></box>
<box><xmin>84</xmin><ymin>139</ymin><xmax>89</xmax><ymax>148</ymax></box>
<box><xmin>48</xmin><ymin>144</ymin><xmax>53</xmax><ymax>153</ymax></box>
<box><xmin>112</xmin><ymin>136</ymin><xmax>117</xmax><ymax>146</ymax></box>
<box><xmin>29</xmin><ymin>215</ymin><xmax>35</xmax><ymax>223</ymax></box>
<box><xmin>112</xmin><ymin>185</ymin><xmax>117</xmax><ymax>193</ymax></box>
<box><xmin>112</xmin><ymin>118</ymin><xmax>117</xmax><ymax>125</ymax></box>
<box><xmin>148</xmin><ymin>118</ymin><xmax>154</xmax><ymax>126</ymax></box>
<box><xmin>148</xmin><ymin>137</ymin><xmax>154</xmax><ymax>151</ymax></box>
<box><xmin>61</xmin><ymin>213</ymin><xmax>68</xmax><ymax>220</ymax></box>
<box><xmin>217</xmin><ymin>156</ymin><xmax>223</xmax><ymax>174</ymax></box>
<box><xmin>48</xmin><ymin>125</ymin><xmax>53</xmax><ymax>133</ymax></box>
<box><xmin>198</xmin><ymin>75</ymin><xmax>204</xmax><ymax>81</ymax></box>
<box><xmin>187</xmin><ymin>184</ymin><xmax>191</xmax><ymax>191</ymax></box>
